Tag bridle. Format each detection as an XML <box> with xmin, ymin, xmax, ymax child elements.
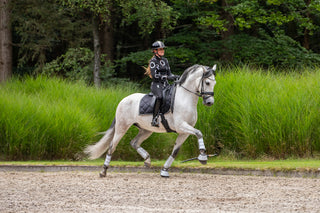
<box><xmin>180</xmin><ymin>66</ymin><xmax>215</xmax><ymax>99</ymax></box>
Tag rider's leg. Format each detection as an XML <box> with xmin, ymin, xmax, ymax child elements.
<box><xmin>130</xmin><ymin>129</ymin><xmax>153</xmax><ymax>167</ymax></box>
<box><xmin>151</xmin><ymin>83</ymin><xmax>163</xmax><ymax>127</ymax></box>
<box><xmin>151</xmin><ymin>97</ymin><xmax>161</xmax><ymax>127</ymax></box>
<box><xmin>161</xmin><ymin>134</ymin><xmax>189</xmax><ymax>177</ymax></box>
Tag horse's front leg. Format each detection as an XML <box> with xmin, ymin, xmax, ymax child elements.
<box><xmin>177</xmin><ymin>122</ymin><xmax>208</xmax><ymax>165</ymax></box>
<box><xmin>161</xmin><ymin>134</ymin><xmax>189</xmax><ymax>177</ymax></box>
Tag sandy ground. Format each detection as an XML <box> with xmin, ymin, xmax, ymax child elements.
<box><xmin>0</xmin><ymin>171</ymin><xmax>319</xmax><ymax>213</ymax></box>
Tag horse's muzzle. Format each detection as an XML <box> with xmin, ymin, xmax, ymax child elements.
<box><xmin>203</xmin><ymin>96</ymin><xmax>214</xmax><ymax>106</ymax></box>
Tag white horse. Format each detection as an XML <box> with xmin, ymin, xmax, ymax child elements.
<box><xmin>85</xmin><ymin>64</ymin><xmax>217</xmax><ymax>177</ymax></box>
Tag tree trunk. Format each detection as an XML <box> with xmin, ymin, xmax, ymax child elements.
<box><xmin>92</xmin><ymin>16</ymin><xmax>101</xmax><ymax>88</ymax></box>
<box><xmin>100</xmin><ymin>2</ymin><xmax>114</xmax><ymax>82</ymax></box>
<box><xmin>219</xmin><ymin>0</ymin><xmax>234</xmax><ymax>62</ymax></box>
<box><xmin>101</xmin><ymin>20</ymin><xmax>114</xmax><ymax>62</ymax></box>
<box><xmin>303</xmin><ymin>0</ymin><xmax>311</xmax><ymax>50</ymax></box>
<box><xmin>0</xmin><ymin>0</ymin><xmax>12</xmax><ymax>82</ymax></box>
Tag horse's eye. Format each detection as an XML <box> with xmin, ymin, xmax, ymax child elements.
<box><xmin>206</xmin><ymin>81</ymin><xmax>210</xmax><ymax>86</ymax></box>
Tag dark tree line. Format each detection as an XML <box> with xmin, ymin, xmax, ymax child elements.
<box><xmin>0</xmin><ymin>0</ymin><xmax>11</xmax><ymax>82</ymax></box>
<box><xmin>1</xmin><ymin>0</ymin><xmax>320</xmax><ymax>85</ymax></box>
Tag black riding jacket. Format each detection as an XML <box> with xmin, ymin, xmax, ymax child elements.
<box><xmin>150</xmin><ymin>55</ymin><xmax>177</xmax><ymax>98</ymax></box>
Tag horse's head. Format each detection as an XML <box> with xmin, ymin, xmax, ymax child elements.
<box><xmin>179</xmin><ymin>64</ymin><xmax>217</xmax><ymax>106</ymax></box>
<box><xmin>200</xmin><ymin>65</ymin><xmax>216</xmax><ymax>106</ymax></box>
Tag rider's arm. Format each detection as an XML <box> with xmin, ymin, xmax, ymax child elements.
<box><xmin>164</xmin><ymin>58</ymin><xmax>180</xmax><ymax>81</ymax></box>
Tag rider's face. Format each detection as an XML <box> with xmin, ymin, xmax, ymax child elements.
<box><xmin>156</xmin><ymin>48</ymin><xmax>165</xmax><ymax>57</ymax></box>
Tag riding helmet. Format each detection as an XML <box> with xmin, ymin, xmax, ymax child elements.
<box><xmin>152</xmin><ymin>41</ymin><xmax>166</xmax><ymax>50</ymax></box>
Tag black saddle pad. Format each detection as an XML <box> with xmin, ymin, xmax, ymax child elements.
<box><xmin>139</xmin><ymin>93</ymin><xmax>156</xmax><ymax>115</ymax></box>
<box><xmin>139</xmin><ymin>85</ymin><xmax>176</xmax><ymax>115</ymax></box>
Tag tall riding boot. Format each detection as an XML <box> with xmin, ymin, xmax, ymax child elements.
<box><xmin>151</xmin><ymin>98</ymin><xmax>161</xmax><ymax>127</ymax></box>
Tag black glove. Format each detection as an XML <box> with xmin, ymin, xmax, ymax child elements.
<box><xmin>168</xmin><ymin>75</ymin><xmax>179</xmax><ymax>81</ymax></box>
<box><xmin>161</xmin><ymin>75</ymin><xmax>168</xmax><ymax>81</ymax></box>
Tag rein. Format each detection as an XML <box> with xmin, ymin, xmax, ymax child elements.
<box><xmin>179</xmin><ymin>66</ymin><xmax>214</xmax><ymax>98</ymax></box>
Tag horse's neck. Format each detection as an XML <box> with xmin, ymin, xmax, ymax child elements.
<box><xmin>175</xmin><ymin>85</ymin><xmax>199</xmax><ymax>108</ymax></box>
<box><xmin>174</xmin><ymin>71</ymin><xmax>202</xmax><ymax>109</ymax></box>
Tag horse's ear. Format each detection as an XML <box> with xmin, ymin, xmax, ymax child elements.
<box><xmin>211</xmin><ymin>64</ymin><xmax>217</xmax><ymax>76</ymax></box>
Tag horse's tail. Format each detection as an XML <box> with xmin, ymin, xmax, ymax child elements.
<box><xmin>84</xmin><ymin>119</ymin><xmax>116</xmax><ymax>160</ymax></box>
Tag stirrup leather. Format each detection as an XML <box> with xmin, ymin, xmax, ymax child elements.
<box><xmin>151</xmin><ymin>114</ymin><xmax>160</xmax><ymax>127</ymax></box>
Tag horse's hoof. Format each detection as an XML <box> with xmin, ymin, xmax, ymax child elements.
<box><xmin>144</xmin><ymin>157</ymin><xmax>151</xmax><ymax>168</ymax></box>
<box><xmin>199</xmin><ymin>160</ymin><xmax>207</xmax><ymax>165</ymax></box>
<box><xmin>144</xmin><ymin>162</ymin><xmax>151</xmax><ymax>168</ymax></box>
<box><xmin>99</xmin><ymin>170</ymin><xmax>106</xmax><ymax>178</ymax></box>
<box><xmin>198</xmin><ymin>153</ymin><xmax>208</xmax><ymax>165</ymax></box>
<box><xmin>160</xmin><ymin>169</ymin><xmax>169</xmax><ymax>178</ymax></box>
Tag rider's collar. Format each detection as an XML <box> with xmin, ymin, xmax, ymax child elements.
<box><xmin>154</xmin><ymin>54</ymin><xmax>162</xmax><ymax>60</ymax></box>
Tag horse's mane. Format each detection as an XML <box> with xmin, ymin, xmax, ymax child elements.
<box><xmin>179</xmin><ymin>64</ymin><xmax>202</xmax><ymax>85</ymax></box>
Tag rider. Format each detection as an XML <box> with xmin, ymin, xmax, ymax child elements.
<box><xmin>145</xmin><ymin>41</ymin><xmax>180</xmax><ymax>127</ymax></box>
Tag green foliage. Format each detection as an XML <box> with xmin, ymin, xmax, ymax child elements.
<box><xmin>199</xmin><ymin>0</ymin><xmax>320</xmax><ymax>35</ymax></box>
<box><xmin>0</xmin><ymin>76</ymin><xmax>174</xmax><ymax>160</ymax></box>
<box><xmin>117</xmin><ymin>49</ymin><xmax>152</xmax><ymax>67</ymax></box>
<box><xmin>225</xmin><ymin>34</ymin><xmax>320</xmax><ymax>68</ymax></box>
<box><xmin>119</xmin><ymin>0</ymin><xmax>178</xmax><ymax>37</ymax></box>
<box><xmin>210</xmin><ymin>67</ymin><xmax>320</xmax><ymax>159</ymax></box>
<box><xmin>198</xmin><ymin>12</ymin><xmax>228</xmax><ymax>32</ymax></box>
<box><xmin>11</xmin><ymin>0</ymin><xmax>91</xmax><ymax>71</ymax></box>
<box><xmin>170</xmin><ymin>67</ymin><xmax>320</xmax><ymax>159</ymax></box>
<box><xmin>0</xmin><ymin>77</ymin><xmax>98</xmax><ymax>160</ymax></box>
<box><xmin>60</xmin><ymin>0</ymin><xmax>111</xmax><ymax>15</ymax></box>
<box><xmin>9</xmin><ymin>0</ymin><xmax>320</xmax><ymax>76</ymax></box>
<box><xmin>42</xmin><ymin>48</ymin><xmax>116</xmax><ymax>85</ymax></box>
<box><xmin>1</xmin><ymin>69</ymin><xmax>320</xmax><ymax>160</ymax></box>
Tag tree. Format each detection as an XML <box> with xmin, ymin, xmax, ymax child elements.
<box><xmin>60</xmin><ymin>0</ymin><xmax>114</xmax><ymax>87</ymax></box>
<box><xmin>11</xmin><ymin>0</ymin><xmax>91</xmax><ymax>74</ymax></box>
<box><xmin>0</xmin><ymin>0</ymin><xmax>12</xmax><ymax>82</ymax></box>
<box><xmin>198</xmin><ymin>0</ymin><xmax>320</xmax><ymax>46</ymax></box>
<box><xmin>9</xmin><ymin>0</ymin><xmax>320</xmax><ymax>78</ymax></box>
<box><xmin>60</xmin><ymin>0</ymin><xmax>177</xmax><ymax>85</ymax></box>
<box><xmin>191</xmin><ymin>0</ymin><xmax>320</xmax><ymax>67</ymax></box>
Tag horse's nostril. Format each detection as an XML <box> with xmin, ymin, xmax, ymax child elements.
<box><xmin>203</xmin><ymin>99</ymin><xmax>214</xmax><ymax>106</ymax></box>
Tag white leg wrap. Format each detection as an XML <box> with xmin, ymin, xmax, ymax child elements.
<box><xmin>198</xmin><ymin>153</ymin><xmax>208</xmax><ymax>162</ymax></box>
<box><xmin>137</xmin><ymin>147</ymin><xmax>149</xmax><ymax>159</ymax></box>
<box><xmin>104</xmin><ymin>154</ymin><xmax>112</xmax><ymax>167</ymax></box>
<box><xmin>164</xmin><ymin>155</ymin><xmax>174</xmax><ymax>169</ymax></box>
<box><xmin>198</xmin><ymin>138</ymin><xmax>206</xmax><ymax>150</ymax></box>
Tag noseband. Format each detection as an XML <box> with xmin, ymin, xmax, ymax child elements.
<box><xmin>180</xmin><ymin>66</ymin><xmax>215</xmax><ymax>98</ymax></box>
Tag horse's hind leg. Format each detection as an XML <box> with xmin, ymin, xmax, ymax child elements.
<box><xmin>130</xmin><ymin>129</ymin><xmax>153</xmax><ymax>167</ymax></box>
<box><xmin>100</xmin><ymin>124</ymin><xmax>131</xmax><ymax>177</ymax></box>
<box><xmin>161</xmin><ymin>134</ymin><xmax>189</xmax><ymax>178</ymax></box>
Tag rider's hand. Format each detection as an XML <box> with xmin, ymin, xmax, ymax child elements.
<box><xmin>161</xmin><ymin>75</ymin><xmax>168</xmax><ymax>81</ymax></box>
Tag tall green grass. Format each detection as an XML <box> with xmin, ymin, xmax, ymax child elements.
<box><xmin>197</xmin><ymin>67</ymin><xmax>320</xmax><ymax>159</ymax></box>
<box><xmin>1</xmin><ymin>68</ymin><xmax>320</xmax><ymax>160</ymax></box>
<box><xmin>0</xmin><ymin>77</ymin><xmax>176</xmax><ymax>160</ymax></box>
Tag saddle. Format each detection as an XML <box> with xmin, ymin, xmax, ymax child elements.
<box><xmin>139</xmin><ymin>85</ymin><xmax>176</xmax><ymax>115</ymax></box>
<box><xmin>139</xmin><ymin>85</ymin><xmax>176</xmax><ymax>133</ymax></box>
